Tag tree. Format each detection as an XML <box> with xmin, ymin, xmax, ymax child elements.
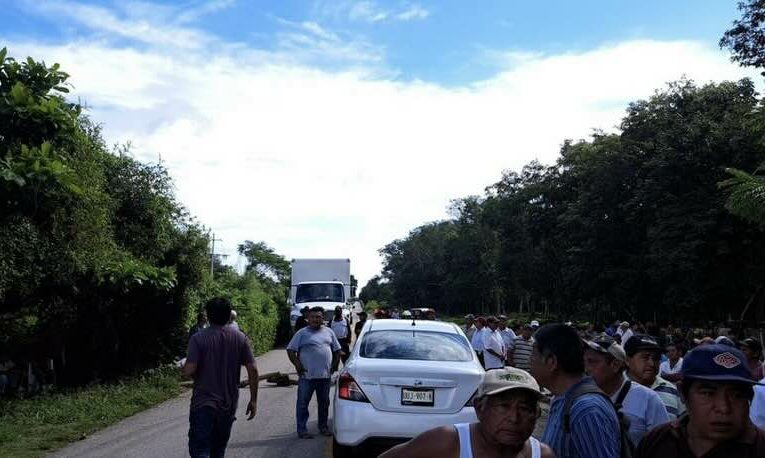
<box><xmin>721</xmin><ymin>0</ymin><xmax>765</xmax><ymax>75</ymax></box>
<box><xmin>359</xmin><ymin>275</ymin><xmax>393</xmax><ymax>305</ymax></box>
<box><xmin>720</xmin><ymin>164</ymin><xmax>765</xmax><ymax>225</ymax></box>
<box><xmin>0</xmin><ymin>49</ymin><xmax>210</xmax><ymax>384</ymax></box>
<box><xmin>237</xmin><ymin>240</ymin><xmax>290</xmax><ymax>285</ymax></box>
<box><xmin>376</xmin><ymin>79</ymin><xmax>765</xmax><ymax>323</ymax></box>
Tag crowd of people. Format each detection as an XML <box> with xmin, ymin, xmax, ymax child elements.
<box><xmin>182</xmin><ymin>299</ymin><xmax>765</xmax><ymax>457</ymax></box>
<box><xmin>420</xmin><ymin>314</ymin><xmax>765</xmax><ymax>457</ymax></box>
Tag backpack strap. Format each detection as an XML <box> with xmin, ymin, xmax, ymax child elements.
<box><xmin>613</xmin><ymin>380</ymin><xmax>631</xmax><ymax>411</ymax></box>
<box><xmin>562</xmin><ymin>381</ymin><xmax>606</xmax><ymax>433</ymax></box>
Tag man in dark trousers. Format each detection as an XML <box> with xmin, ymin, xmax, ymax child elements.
<box><xmin>183</xmin><ymin>297</ymin><xmax>259</xmax><ymax>458</ymax></box>
<box><xmin>287</xmin><ymin>306</ymin><xmax>341</xmax><ymax>438</ymax></box>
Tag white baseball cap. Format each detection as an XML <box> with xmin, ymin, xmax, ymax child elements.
<box><xmin>477</xmin><ymin>367</ymin><xmax>542</xmax><ymax>398</ymax></box>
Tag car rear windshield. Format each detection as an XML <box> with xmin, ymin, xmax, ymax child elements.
<box><xmin>360</xmin><ymin>330</ymin><xmax>473</xmax><ymax>361</ymax></box>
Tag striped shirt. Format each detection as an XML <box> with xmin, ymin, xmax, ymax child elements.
<box><xmin>627</xmin><ymin>373</ymin><xmax>686</xmax><ymax>420</ymax></box>
<box><xmin>508</xmin><ymin>336</ymin><xmax>534</xmax><ymax>371</ymax></box>
<box><xmin>542</xmin><ymin>377</ymin><xmax>621</xmax><ymax>458</ymax></box>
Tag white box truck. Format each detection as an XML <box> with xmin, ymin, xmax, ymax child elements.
<box><xmin>289</xmin><ymin>258</ymin><xmax>352</xmax><ymax>330</ymax></box>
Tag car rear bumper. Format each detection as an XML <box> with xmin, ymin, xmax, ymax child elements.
<box><xmin>333</xmin><ymin>398</ymin><xmax>477</xmax><ymax>446</ymax></box>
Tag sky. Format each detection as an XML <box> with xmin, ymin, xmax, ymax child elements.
<box><xmin>1</xmin><ymin>0</ymin><xmax>761</xmax><ymax>287</ymax></box>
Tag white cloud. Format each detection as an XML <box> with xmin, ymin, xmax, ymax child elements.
<box><xmin>3</xmin><ymin>31</ymin><xmax>759</xmax><ymax>286</ymax></box>
<box><xmin>22</xmin><ymin>0</ymin><xmax>237</xmax><ymax>49</ymax></box>
<box><xmin>23</xmin><ymin>0</ymin><xmax>215</xmax><ymax>49</ymax></box>
<box><xmin>272</xmin><ymin>17</ymin><xmax>385</xmax><ymax>65</ymax></box>
<box><xmin>176</xmin><ymin>0</ymin><xmax>237</xmax><ymax>24</ymax></box>
<box><xmin>315</xmin><ymin>1</ymin><xmax>430</xmax><ymax>24</ymax></box>
<box><xmin>395</xmin><ymin>5</ymin><xmax>430</xmax><ymax>21</ymax></box>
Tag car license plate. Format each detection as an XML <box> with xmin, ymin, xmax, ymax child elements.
<box><xmin>401</xmin><ymin>388</ymin><xmax>434</xmax><ymax>406</ymax></box>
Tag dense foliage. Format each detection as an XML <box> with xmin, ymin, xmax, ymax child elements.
<box><xmin>365</xmin><ymin>80</ymin><xmax>765</xmax><ymax>323</ymax></box>
<box><xmin>0</xmin><ymin>50</ymin><xmax>290</xmax><ymax>385</ymax></box>
<box><xmin>0</xmin><ymin>49</ymin><xmax>211</xmax><ymax>383</ymax></box>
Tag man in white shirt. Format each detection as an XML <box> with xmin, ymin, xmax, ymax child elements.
<box><xmin>497</xmin><ymin>315</ymin><xmax>516</xmax><ymax>351</ymax></box>
<box><xmin>658</xmin><ymin>342</ymin><xmax>683</xmax><ymax>383</ymax></box>
<box><xmin>482</xmin><ymin>316</ymin><xmax>506</xmax><ymax>370</ymax></box>
<box><xmin>330</xmin><ymin>306</ymin><xmax>351</xmax><ymax>364</ymax></box>
<box><xmin>470</xmin><ymin>317</ymin><xmax>487</xmax><ymax>368</ymax></box>
<box><xmin>462</xmin><ymin>314</ymin><xmax>477</xmax><ymax>341</ymax></box>
<box><xmin>584</xmin><ymin>335</ymin><xmax>670</xmax><ymax>448</ymax></box>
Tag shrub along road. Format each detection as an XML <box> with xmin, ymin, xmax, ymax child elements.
<box><xmin>50</xmin><ymin>349</ymin><xmax>332</xmax><ymax>458</ymax></box>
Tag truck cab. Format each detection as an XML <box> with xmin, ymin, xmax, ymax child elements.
<box><xmin>289</xmin><ymin>259</ymin><xmax>353</xmax><ymax>330</ymax></box>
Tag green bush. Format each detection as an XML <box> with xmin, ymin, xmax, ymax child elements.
<box><xmin>200</xmin><ymin>270</ymin><xmax>287</xmax><ymax>355</ymax></box>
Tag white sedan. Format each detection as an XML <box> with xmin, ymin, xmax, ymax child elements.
<box><xmin>332</xmin><ymin>319</ymin><xmax>483</xmax><ymax>457</ymax></box>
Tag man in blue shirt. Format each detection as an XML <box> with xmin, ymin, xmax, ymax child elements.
<box><xmin>531</xmin><ymin>323</ymin><xmax>621</xmax><ymax>458</ymax></box>
<box><xmin>584</xmin><ymin>335</ymin><xmax>670</xmax><ymax>448</ymax></box>
<box><xmin>287</xmin><ymin>306</ymin><xmax>341</xmax><ymax>439</ymax></box>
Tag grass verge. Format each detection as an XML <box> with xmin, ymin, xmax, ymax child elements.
<box><xmin>0</xmin><ymin>365</ymin><xmax>183</xmax><ymax>458</ymax></box>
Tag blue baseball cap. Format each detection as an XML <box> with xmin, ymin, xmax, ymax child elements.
<box><xmin>681</xmin><ymin>344</ymin><xmax>762</xmax><ymax>385</ymax></box>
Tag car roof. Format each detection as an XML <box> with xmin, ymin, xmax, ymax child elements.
<box><xmin>368</xmin><ymin>319</ymin><xmax>459</xmax><ymax>334</ymax></box>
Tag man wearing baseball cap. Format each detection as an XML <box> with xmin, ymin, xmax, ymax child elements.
<box><xmin>624</xmin><ymin>334</ymin><xmax>686</xmax><ymax>420</ymax></box>
<box><xmin>380</xmin><ymin>367</ymin><xmax>554</xmax><ymax>458</ymax></box>
<box><xmin>462</xmin><ymin>314</ymin><xmax>477</xmax><ymax>341</ymax></box>
<box><xmin>584</xmin><ymin>336</ymin><xmax>669</xmax><ymax>448</ymax></box>
<box><xmin>636</xmin><ymin>344</ymin><xmax>765</xmax><ymax>457</ymax></box>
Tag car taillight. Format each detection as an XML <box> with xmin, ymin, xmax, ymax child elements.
<box><xmin>338</xmin><ymin>372</ymin><xmax>369</xmax><ymax>403</ymax></box>
<box><xmin>465</xmin><ymin>390</ymin><xmax>478</xmax><ymax>407</ymax></box>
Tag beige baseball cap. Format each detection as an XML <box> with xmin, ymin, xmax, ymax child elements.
<box><xmin>584</xmin><ymin>335</ymin><xmax>627</xmax><ymax>362</ymax></box>
<box><xmin>477</xmin><ymin>367</ymin><xmax>542</xmax><ymax>398</ymax></box>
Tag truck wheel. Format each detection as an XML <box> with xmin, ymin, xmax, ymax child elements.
<box><xmin>333</xmin><ymin>438</ymin><xmax>354</xmax><ymax>458</ymax></box>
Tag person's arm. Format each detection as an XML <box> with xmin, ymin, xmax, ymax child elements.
<box><xmin>330</xmin><ymin>332</ymin><xmax>342</xmax><ymax>372</ymax></box>
<box><xmin>331</xmin><ymin>350</ymin><xmax>340</xmax><ymax>373</ymax></box>
<box><xmin>286</xmin><ymin>331</ymin><xmax>306</xmax><ymax>375</ymax></box>
<box><xmin>182</xmin><ymin>361</ymin><xmax>197</xmax><ymax>379</ymax></box>
<box><xmin>378</xmin><ymin>426</ymin><xmax>459</xmax><ymax>458</ymax></box>
<box><xmin>245</xmin><ymin>362</ymin><xmax>259</xmax><ymax>420</ymax></box>
<box><xmin>182</xmin><ymin>337</ymin><xmax>199</xmax><ymax>379</ymax></box>
<box><xmin>506</xmin><ymin>340</ymin><xmax>515</xmax><ymax>363</ymax></box>
<box><xmin>287</xmin><ymin>350</ymin><xmax>306</xmax><ymax>376</ymax></box>
<box><xmin>540</xmin><ymin>443</ymin><xmax>556</xmax><ymax>458</ymax></box>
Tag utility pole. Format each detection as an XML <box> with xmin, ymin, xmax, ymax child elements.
<box><xmin>210</xmin><ymin>232</ymin><xmax>223</xmax><ymax>278</ymax></box>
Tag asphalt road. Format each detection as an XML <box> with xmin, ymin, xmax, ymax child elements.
<box><xmin>51</xmin><ymin>349</ymin><xmax>333</xmax><ymax>458</ymax></box>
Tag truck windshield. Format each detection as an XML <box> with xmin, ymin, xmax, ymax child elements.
<box><xmin>295</xmin><ymin>283</ymin><xmax>345</xmax><ymax>303</ymax></box>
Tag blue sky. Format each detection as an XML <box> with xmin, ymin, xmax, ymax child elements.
<box><xmin>4</xmin><ymin>1</ymin><xmax>742</xmax><ymax>83</ymax></box>
<box><xmin>1</xmin><ymin>1</ymin><xmax>757</xmax><ymax>284</ymax></box>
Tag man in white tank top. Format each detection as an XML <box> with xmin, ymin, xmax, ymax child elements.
<box><xmin>380</xmin><ymin>367</ymin><xmax>555</xmax><ymax>458</ymax></box>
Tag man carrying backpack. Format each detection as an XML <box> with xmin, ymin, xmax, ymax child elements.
<box><xmin>584</xmin><ymin>335</ymin><xmax>670</xmax><ymax>449</ymax></box>
<box><xmin>531</xmin><ymin>323</ymin><xmax>622</xmax><ymax>458</ymax></box>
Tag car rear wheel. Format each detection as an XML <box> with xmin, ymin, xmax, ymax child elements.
<box><xmin>333</xmin><ymin>438</ymin><xmax>355</xmax><ymax>458</ymax></box>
